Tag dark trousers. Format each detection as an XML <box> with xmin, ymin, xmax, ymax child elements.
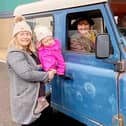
<box><xmin>39</xmin><ymin>82</ymin><xmax>45</xmax><ymax>97</ymax></box>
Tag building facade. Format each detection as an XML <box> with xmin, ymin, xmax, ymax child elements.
<box><xmin>0</xmin><ymin>0</ymin><xmax>38</xmax><ymax>61</ymax></box>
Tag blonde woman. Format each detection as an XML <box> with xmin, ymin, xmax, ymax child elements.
<box><xmin>6</xmin><ymin>16</ymin><xmax>56</xmax><ymax>126</ymax></box>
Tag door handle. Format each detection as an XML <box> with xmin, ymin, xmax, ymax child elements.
<box><xmin>64</xmin><ymin>73</ymin><xmax>73</xmax><ymax>80</ymax></box>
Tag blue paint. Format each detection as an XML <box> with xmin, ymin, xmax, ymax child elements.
<box><xmin>50</xmin><ymin>3</ymin><xmax>126</xmax><ymax>126</ymax></box>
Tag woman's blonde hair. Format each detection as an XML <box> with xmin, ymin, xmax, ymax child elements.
<box><xmin>8</xmin><ymin>15</ymin><xmax>35</xmax><ymax>52</ymax></box>
<box><xmin>8</xmin><ymin>36</ymin><xmax>35</xmax><ymax>53</ymax></box>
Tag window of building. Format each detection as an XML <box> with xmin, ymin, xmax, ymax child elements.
<box><xmin>26</xmin><ymin>16</ymin><xmax>53</xmax><ymax>49</ymax></box>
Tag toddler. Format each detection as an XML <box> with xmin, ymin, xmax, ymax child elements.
<box><xmin>34</xmin><ymin>25</ymin><xmax>65</xmax><ymax>114</ymax></box>
<box><xmin>34</xmin><ymin>25</ymin><xmax>65</xmax><ymax>75</ymax></box>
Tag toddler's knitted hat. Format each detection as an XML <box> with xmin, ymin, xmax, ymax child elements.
<box><xmin>13</xmin><ymin>15</ymin><xmax>32</xmax><ymax>37</ymax></box>
<box><xmin>34</xmin><ymin>25</ymin><xmax>52</xmax><ymax>41</ymax></box>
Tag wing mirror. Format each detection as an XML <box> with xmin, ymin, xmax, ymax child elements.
<box><xmin>95</xmin><ymin>33</ymin><xmax>110</xmax><ymax>59</ymax></box>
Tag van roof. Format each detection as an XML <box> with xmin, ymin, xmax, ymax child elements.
<box><xmin>14</xmin><ymin>0</ymin><xmax>107</xmax><ymax>16</ymax></box>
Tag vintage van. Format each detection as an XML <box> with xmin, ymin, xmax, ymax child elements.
<box><xmin>14</xmin><ymin>0</ymin><xmax>126</xmax><ymax>126</ymax></box>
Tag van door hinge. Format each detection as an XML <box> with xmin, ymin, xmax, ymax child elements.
<box><xmin>114</xmin><ymin>61</ymin><xmax>125</xmax><ymax>72</ymax></box>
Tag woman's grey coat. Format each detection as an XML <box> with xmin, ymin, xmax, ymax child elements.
<box><xmin>6</xmin><ymin>48</ymin><xmax>49</xmax><ymax>125</ymax></box>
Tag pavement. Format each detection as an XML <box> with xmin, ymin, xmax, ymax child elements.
<box><xmin>0</xmin><ymin>62</ymin><xmax>18</xmax><ymax>126</ymax></box>
<box><xmin>0</xmin><ymin>62</ymin><xmax>87</xmax><ymax>126</ymax></box>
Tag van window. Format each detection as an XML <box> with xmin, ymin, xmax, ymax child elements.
<box><xmin>66</xmin><ymin>10</ymin><xmax>110</xmax><ymax>53</ymax></box>
<box><xmin>27</xmin><ymin>16</ymin><xmax>53</xmax><ymax>42</ymax></box>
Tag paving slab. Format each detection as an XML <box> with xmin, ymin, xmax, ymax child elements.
<box><xmin>0</xmin><ymin>62</ymin><xmax>19</xmax><ymax>126</ymax></box>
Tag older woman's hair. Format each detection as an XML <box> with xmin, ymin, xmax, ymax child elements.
<box><xmin>8</xmin><ymin>15</ymin><xmax>35</xmax><ymax>52</ymax></box>
<box><xmin>8</xmin><ymin>36</ymin><xmax>35</xmax><ymax>52</ymax></box>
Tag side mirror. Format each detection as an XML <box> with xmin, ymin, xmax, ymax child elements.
<box><xmin>95</xmin><ymin>34</ymin><xmax>110</xmax><ymax>59</ymax></box>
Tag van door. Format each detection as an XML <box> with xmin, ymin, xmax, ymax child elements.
<box><xmin>63</xmin><ymin>54</ymin><xmax>117</xmax><ymax>125</ymax></box>
<box><xmin>54</xmin><ymin>8</ymin><xmax>120</xmax><ymax>126</ymax></box>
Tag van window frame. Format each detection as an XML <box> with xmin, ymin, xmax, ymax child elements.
<box><xmin>65</xmin><ymin>9</ymin><xmax>109</xmax><ymax>54</ymax></box>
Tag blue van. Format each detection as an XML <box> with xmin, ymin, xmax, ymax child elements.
<box><xmin>14</xmin><ymin>0</ymin><xmax>126</xmax><ymax>125</ymax></box>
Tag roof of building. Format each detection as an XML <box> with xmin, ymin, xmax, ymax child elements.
<box><xmin>14</xmin><ymin>0</ymin><xmax>108</xmax><ymax>16</ymax></box>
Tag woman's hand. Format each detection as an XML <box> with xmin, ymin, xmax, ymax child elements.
<box><xmin>48</xmin><ymin>69</ymin><xmax>56</xmax><ymax>81</ymax></box>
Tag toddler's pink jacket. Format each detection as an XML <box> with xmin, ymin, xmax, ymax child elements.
<box><xmin>37</xmin><ymin>39</ymin><xmax>65</xmax><ymax>75</ymax></box>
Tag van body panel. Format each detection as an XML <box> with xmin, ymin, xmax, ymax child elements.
<box><xmin>51</xmin><ymin>52</ymin><xmax>118</xmax><ymax>126</ymax></box>
<box><xmin>53</xmin><ymin>62</ymin><xmax>117</xmax><ymax>125</ymax></box>
<box><xmin>13</xmin><ymin>0</ymin><xmax>107</xmax><ymax>16</ymax></box>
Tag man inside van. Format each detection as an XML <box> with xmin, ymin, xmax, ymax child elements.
<box><xmin>70</xmin><ymin>17</ymin><xmax>96</xmax><ymax>53</ymax></box>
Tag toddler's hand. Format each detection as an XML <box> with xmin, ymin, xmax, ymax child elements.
<box><xmin>37</xmin><ymin>64</ymin><xmax>42</xmax><ymax>67</ymax></box>
<box><xmin>50</xmin><ymin>69</ymin><xmax>56</xmax><ymax>74</ymax></box>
